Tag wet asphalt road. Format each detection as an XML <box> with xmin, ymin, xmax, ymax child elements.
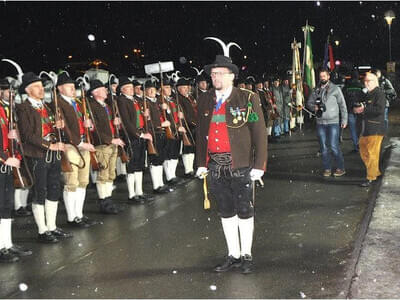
<box><xmin>0</xmin><ymin>122</ymin><xmax>384</xmax><ymax>299</ymax></box>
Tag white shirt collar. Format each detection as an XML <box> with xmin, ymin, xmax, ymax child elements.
<box><xmin>215</xmin><ymin>86</ymin><xmax>233</xmax><ymax>103</ymax></box>
<box><xmin>27</xmin><ymin>97</ymin><xmax>43</xmax><ymax>109</ymax></box>
<box><xmin>95</xmin><ymin>98</ymin><xmax>106</xmax><ymax>107</ymax></box>
<box><xmin>122</xmin><ymin>93</ymin><xmax>134</xmax><ymax>100</ymax></box>
<box><xmin>61</xmin><ymin>94</ymin><xmax>75</xmax><ymax>105</ymax></box>
<box><xmin>146</xmin><ymin>97</ymin><xmax>157</xmax><ymax>103</ymax></box>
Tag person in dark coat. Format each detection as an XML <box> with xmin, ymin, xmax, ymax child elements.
<box><xmin>353</xmin><ymin>72</ymin><xmax>386</xmax><ymax>187</ymax></box>
<box><xmin>342</xmin><ymin>70</ymin><xmax>363</xmax><ymax>152</ymax></box>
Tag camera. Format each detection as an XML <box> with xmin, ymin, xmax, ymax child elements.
<box><xmin>315</xmin><ymin>93</ymin><xmax>326</xmax><ymax>118</ymax></box>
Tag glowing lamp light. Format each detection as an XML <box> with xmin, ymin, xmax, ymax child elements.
<box><xmin>68</xmin><ymin>55</ymin><xmax>72</xmax><ymax>59</ymax></box>
<box><xmin>335</xmin><ymin>60</ymin><xmax>341</xmax><ymax>66</ymax></box>
<box><xmin>384</xmin><ymin>10</ymin><xmax>396</xmax><ymax>26</ymax></box>
<box><xmin>88</xmin><ymin>34</ymin><xmax>95</xmax><ymax>41</ymax></box>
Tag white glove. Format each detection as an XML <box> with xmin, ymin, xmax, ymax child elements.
<box><xmin>250</xmin><ymin>168</ymin><xmax>264</xmax><ymax>181</ymax></box>
<box><xmin>196</xmin><ymin>167</ymin><xmax>208</xmax><ymax>179</ymax></box>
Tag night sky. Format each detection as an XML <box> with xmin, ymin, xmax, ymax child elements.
<box><xmin>0</xmin><ymin>1</ymin><xmax>398</xmax><ymax>79</ymax></box>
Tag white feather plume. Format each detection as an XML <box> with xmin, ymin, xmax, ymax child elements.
<box><xmin>150</xmin><ymin>74</ymin><xmax>159</xmax><ymax>82</ymax></box>
<box><xmin>171</xmin><ymin>71</ymin><xmax>181</xmax><ymax>83</ymax></box>
<box><xmin>76</xmin><ymin>76</ymin><xmax>90</xmax><ymax>91</ymax></box>
<box><xmin>204</xmin><ymin>37</ymin><xmax>242</xmax><ymax>57</ymax></box>
<box><xmin>191</xmin><ymin>67</ymin><xmax>204</xmax><ymax>75</ymax></box>
<box><xmin>108</xmin><ymin>74</ymin><xmax>119</xmax><ymax>86</ymax></box>
<box><xmin>2</xmin><ymin>59</ymin><xmax>24</xmax><ymax>85</ymax></box>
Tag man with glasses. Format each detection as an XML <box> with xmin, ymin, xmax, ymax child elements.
<box><xmin>196</xmin><ymin>54</ymin><xmax>267</xmax><ymax>274</ymax></box>
<box><xmin>306</xmin><ymin>69</ymin><xmax>348</xmax><ymax>177</ymax></box>
<box><xmin>354</xmin><ymin>72</ymin><xmax>386</xmax><ymax>187</ymax></box>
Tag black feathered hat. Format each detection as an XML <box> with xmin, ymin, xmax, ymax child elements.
<box><xmin>19</xmin><ymin>72</ymin><xmax>45</xmax><ymax>94</ymax></box>
<box><xmin>88</xmin><ymin>79</ymin><xmax>106</xmax><ymax>95</ymax></box>
<box><xmin>56</xmin><ymin>72</ymin><xmax>75</xmax><ymax>87</ymax></box>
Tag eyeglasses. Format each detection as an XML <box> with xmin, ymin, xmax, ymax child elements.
<box><xmin>210</xmin><ymin>72</ymin><xmax>232</xmax><ymax>77</ymax></box>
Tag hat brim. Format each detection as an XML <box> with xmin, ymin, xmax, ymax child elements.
<box><xmin>56</xmin><ymin>78</ymin><xmax>75</xmax><ymax>87</ymax></box>
<box><xmin>204</xmin><ymin>62</ymin><xmax>239</xmax><ymax>76</ymax></box>
<box><xmin>19</xmin><ymin>78</ymin><xmax>45</xmax><ymax>94</ymax></box>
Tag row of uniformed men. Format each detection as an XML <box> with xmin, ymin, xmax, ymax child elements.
<box><xmin>0</xmin><ymin>71</ymin><xmax>208</xmax><ymax>263</ymax></box>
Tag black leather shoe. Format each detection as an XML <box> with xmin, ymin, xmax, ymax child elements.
<box><xmin>214</xmin><ymin>255</ymin><xmax>242</xmax><ymax>272</ymax></box>
<box><xmin>360</xmin><ymin>180</ymin><xmax>374</xmax><ymax>187</ymax></box>
<box><xmin>81</xmin><ymin>216</ymin><xmax>98</xmax><ymax>227</ymax></box>
<box><xmin>129</xmin><ymin>196</ymin><xmax>145</xmax><ymax>205</ymax></box>
<box><xmin>99</xmin><ymin>198</ymin><xmax>120</xmax><ymax>214</ymax></box>
<box><xmin>38</xmin><ymin>231</ymin><xmax>59</xmax><ymax>243</ymax></box>
<box><xmin>0</xmin><ymin>248</ymin><xmax>19</xmax><ymax>263</ymax></box>
<box><xmin>67</xmin><ymin>217</ymin><xmax>90</xmax><ymax>228</ymax></box>
<box><xmin>153</xmin><ymin>185</ymin><xmax>172</xmax><ymax>194</ymax></box>
<box><xmin>241</xmin><ymin>255</ymin><xmax>254</xmax><ymax>274</ymax></box>
<box><xmin>8</xmin><ymin>244</ymin><xmax>33</xmax><ymax>257</ymax></box>
<box><xmin>183</xmin><ymin>172</ymin><xmax>195</xmax><ymax>179</ymax></box>
<box><xmin>13</xmin><ymin>207</ymin><xmax>33</xmax><ymax>217</ymax></box>
<box><xmin>51</xmin><ymin>228</ymin><xmax>73</xmax><ymax>239</ymax></box>
<box><xmin>139</xmin><ymin>194</ymin><xmax>155</xmax><ymax>203</ymax></box>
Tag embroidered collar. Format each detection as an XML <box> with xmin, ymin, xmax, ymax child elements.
<box><xmin>95</xmin><ymin>98</ymin><xmax>106</xmax><ymax>107</ymax></box>
<box><xmin>146</xmin><ymin>97</ymin><xmax>157</xmax><ymax>103</ymax></box>
<box><xmin>27</xmin><ymin>97</ymin><xmax>44</xmax><ymax>109</ymax></box>
<box><xmin>123</xmin><ymin>93</ymin><xmax>134</xmax><ymax>100</ymax></box>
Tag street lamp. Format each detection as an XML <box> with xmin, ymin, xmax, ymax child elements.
<box><xmin>384</xmin><ymin>10</ymin><xmax>395</xmax><ymax>62</ymax></box>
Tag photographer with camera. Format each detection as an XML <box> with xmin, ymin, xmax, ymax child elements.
<box><xmin>307</xmin><ymin>69</ymin><xmax>348</xmax><ymax>177</ymax></box>
<box><xmin>353</xmin><ymin>72</ymin><xmax>386</xmax><ymax>187</ymax></box>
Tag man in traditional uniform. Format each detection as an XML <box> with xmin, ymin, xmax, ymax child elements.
<box><xmin>116</xmin><ymin>76</ymin><xmax>153</xmax><ymax>203</ymax></box>
<box><xmin>88</xmin><ymin>80</ymin><xmax>125</xmax><ymax>214</ymax></box>
<box><xmin>144</xmin><ymin>80</ymin><xmax>172</xmax><ymax>194</ymax></box>
<box><xmin>56</xmin><ymin>73</ymin><xmax>96</xmax><ymax>227</ymax></box>
<box><xmin>0</xmin><ymin>80</ymin><xmax>32</xmax><ymax>217</ymax></box>
<box><xmin>196</xmin><ymin>52</ymin><xmax>267</xmax><ymax>274</ymax></box>
<box><xmin>194</xmin><ymin>74</ymin><xmax>209</xmax><ymax>99</ymax></box>
<box><xmin>108</xmin><ymin>76</ymin><xmax>126</xmax><ymax>182</ymax></box>
<box><xmin>0</xmin><ymin>84</ymin><xmax>32</xmax><ymax>262</ymax></box>
<box><xmin>160</xmin><ymin>78</ymin><xmax>184</xmax><ymax>185</ymax></box>
<box><xmin>176</xmin><ymin>78</ymin><xmax>197</xmax><ymax>178</ymax></box>
<box><xmin>17</xmin><ymin>72</ymin><xmax>72</xmax><ymax>243</ymax></box>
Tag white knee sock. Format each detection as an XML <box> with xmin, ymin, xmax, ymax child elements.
<box><xmin>169</xmin><ymin>159</ymin><xmax>178</xmax><ymax>180</ymax></box>
<box><xmin>45</xmin><ymin>200</ymin><xmax>58</xmax><ymax>231</ymax></box>
<box><xmin>14</xmin><ymin>189</ymin><xmax>23</xmax><ymax>210</ymax></box>
<box><xmin>163</xmin><ymin>160</ymin><xmax>171</xmax><ymax>181</ymax></box>
<box><xmin>63</xmin><ymin>190</ymin><xmax>77</xmax><ymax>222</ymax></box>
<box><xmin>134</xmin><ymin>172</ymin><xmax>143</xmax><ymax>196</ymax></box>
<box><xmin>32</xmin><ymin>203</ymin><xmax>48</xmax><ymax>234</ymax></box>
<box><xmin>0</xmin><ymin>219</ymin><xmax>6</xmax><ymax>249</ymax></box>
<box><xmin>75</xmin><ymin>188</ymin><xmax>86</xmax><ymax>219</ymax></box>
<box><xmin>126</xmin><ymin>174</ymin><xmax>136</xmax><ymax>199</ymax></box>
<box><xmin>150</xmin><ymin>165</ymin><xmax>160</xmax><ymax>190</ymax></box>
<box><xmin>238</xmin><ymin>217</ymin><xmax>254</xmax><ymax>256</ymax></box>
<box><xmin>182</xmin><ymin>153</ymin><xmax>194</xmax><ymax>174</ymax></box>
<box><xmin>96</xmin><ymin>183</ymin><xmax>107</xmax><ymax>200</ymax></box>
<box><xmin>105</xmin><ymin>181</ymin><xmax>113</xmax><ymax>197</ymax></box>
<box><xmin>156</xmin><ymin>165</ymin><xmax>164</xmax><ymax>187</ymax></box>
<box><xmin>2</xmin><ymin>218</ymin><xmax>12</xmax><ymax>249</ymax></box>
<box><xmin>15</xmin><ymin>188</ymin><xmax>29</xmax><ymax>210</ymax></box>
<box><xmin>221</xmin><ymin>215</ymin><xmax>240</xmax><ymax>259</ymax></box>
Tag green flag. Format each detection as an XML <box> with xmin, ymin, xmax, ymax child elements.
<box><xmin>304</xmin><ymin>28</ymin><xmax>315</xmax><ymax>90</ymax></box>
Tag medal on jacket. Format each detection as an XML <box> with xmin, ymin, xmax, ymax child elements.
<box><xmin>230</xmin><ymin>107</ymin><xmax>239</xmax><ymax>124</ymax></box>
